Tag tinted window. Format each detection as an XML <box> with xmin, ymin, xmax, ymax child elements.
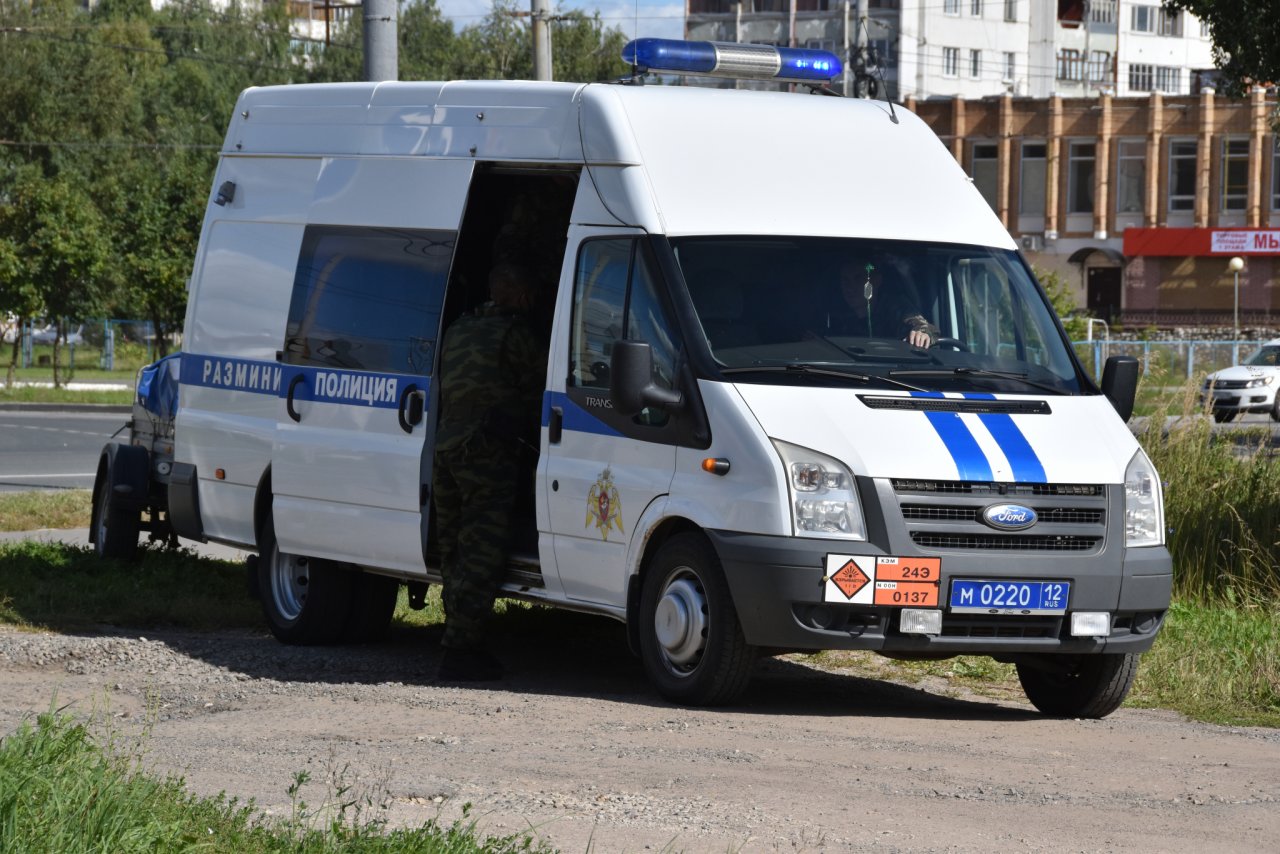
<box><xmin>284</xmin><ymin>226</ymin><xmax>453</xmax><ymax>375</ymax></box>
<box><xmin>571</xmin><ymin>238</ymin><xmax>681</xmax><ymax>426</ymax></box>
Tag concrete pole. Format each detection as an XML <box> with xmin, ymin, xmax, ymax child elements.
<box><xmin>532</xmin><ymin>0</ymin><xmax>552</xmax><ymax>81</ymax></box>
<box><xmin>363</xmin><ymin>0</ymin><xmax>398</xmax><ymax>82</ymax></box>
<box><xmin>854</xmin><ymin>0</ymin><xmax>868</xmax><ymax>97</ymax></box>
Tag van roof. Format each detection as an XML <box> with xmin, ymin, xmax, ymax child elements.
<box><xmin>226</xmin><ymin>81</ymin><xmax>1013</xmax><ymax>248</ymax></box>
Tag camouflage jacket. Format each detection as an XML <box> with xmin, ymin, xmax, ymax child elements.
<box><xmin>435</xmin><ymin>302</ymin><xmax>545</xmax><ymax>453</ymax></box>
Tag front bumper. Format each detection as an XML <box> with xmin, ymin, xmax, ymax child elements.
<box><xmin>1202</xmin><ymin>386</ymin><xmax>1278</xmax><ymax>413</ymax></box>
<box><xmin>710</xmin><ymin>531</ymin><xmax>1172</xmax><ymax>656</ymax></box>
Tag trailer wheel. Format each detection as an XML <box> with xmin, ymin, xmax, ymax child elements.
<box><xmin>342</xmin><ymin>572</ymin><xmax>400</xmax><ymax>642</ymax></box>
<box><xmin>638</xmin><ymin>533</ymin><xmax>755</xmax><ymax>706</ymax></box>
<box><xmin>257</xmin><ymin>509</ymin><xmax>353</xmax><ymax>645</ymax></box>
<box><xmin>90</xmin><ymin>445</ymin><xmax>147</xmax><ymax>562</ymax></box>
<box><xmin>1016</xmin><ymin>652</ymin><xmax>1139</xmax><ymax>719</ymax></box>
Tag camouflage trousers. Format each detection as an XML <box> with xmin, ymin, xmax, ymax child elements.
<box><xmin>432</xmin><ymin>434</ymin><xmax>521</xmax><ymax>651</ymax></box>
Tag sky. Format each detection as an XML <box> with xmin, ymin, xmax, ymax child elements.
<box><xmin>434</xmin><ymin>0</ymin><xmax>686</xmax><ymax>42</ymax></box>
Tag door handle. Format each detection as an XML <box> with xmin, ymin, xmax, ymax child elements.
<box><xmin>398</xmin><ymin>383</ymin><xmax>423</xmax><ymax>434</ymax></box>
<box><xmin>286</xmin><ymin>374</ymin><xmax>304</xmax><ymax>423</ymax></box>
<box><xmin>549</xmin><ymin>406</ymin><xmax>563</xmax><ymax>444</ymax></box>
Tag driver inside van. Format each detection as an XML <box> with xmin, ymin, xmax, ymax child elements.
<box><xmin>825</xmin><ymin>258</ymin><xmax>938</xmax><ymax>348</ymax></box>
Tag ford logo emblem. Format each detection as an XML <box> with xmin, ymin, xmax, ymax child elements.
<box><xmin>982</xmin><ymin>504</ymin><xmax>1037</xmax><ymax>531</ymax></box>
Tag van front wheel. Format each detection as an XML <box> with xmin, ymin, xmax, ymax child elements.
<box><xmin>638</xmin><ymin>533</ymin><xmax>755</xmax><ymax>706</ymax></box>
<box><xmin>257</xmin><ymin>510</ymin><xmax>353</xmax><ymax>645</ymax></box>
<box><xmin>1016</xmin><ymin>652</ymin><xmax>1138</xmax><ymax>719</ymax></box>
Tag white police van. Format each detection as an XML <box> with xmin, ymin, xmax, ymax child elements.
<box><xmin>92</xmin><ymin>39</ymin><xmax>1170</xmax><ymax>717</ymax></box>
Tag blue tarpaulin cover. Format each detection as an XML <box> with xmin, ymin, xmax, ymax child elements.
<box><xmin>136</xmin><ymin>352</ymin><xmax>181</xmax><ymax>419</ymax></box>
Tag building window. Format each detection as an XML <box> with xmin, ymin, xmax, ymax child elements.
<box><xmin>1004</xmin><ymin>0</ymin><xmax>1016</xmax><ymax>21</ymax></box>
<box><xmin>1067</xmin><ymin>142</ymin><xmax>1096</xmax><ymax>214</ymax></box>
<box><xmin>1057</xmin><ymin>48</ymin><xmax>1082</xmax><ymax>81</ymax></box>
<box><xmin>971</xmin><ymin>143</ymin><xmax>999</xmax><ymax>211</ymax></box>
<box><xmin>1129</xmin><ymin>63</ymin><xmax>1153</xmax><ymax>91</ymax></box>
<box><xmin>1088</xmin><ymin>51</ymin><xmax>1112</xmax><ymax>84</ymax></box>
<box><xmin>970</xmin><ymin>0</ymin><xmax>983</xmax><ymax>15</ymax></box>
<box><xmin>943</xmin><ymin>47</ymin><xmax>959</xmax><ymax>76</ymax></box>
<box><xmin>1003</xmin><ymin>51</ymin><xmax>1016</xmax><ymax>82</ymax></box>
<box><xmin>869</xmin><ymin>38</ymin><xmax>898</xmax><ymax>70</ymax></box>
<box><xmin>1158</xmin><ymin>7</ymin><xmax>1182</xmax><ymax>36</ymax></box>
<box><xmin>944</xmin><ymin>0</ymin><xmax>960</xmax><ymax>14</ymax></box>
<box><xmin>1131</xmin><ymin>5</ymin><xmax>1155</xmax><ymax>32</ymax></box>
<box><xmin>1090</xmin><ymin>0</ymin><xmax>1115</xmax><ymax>24</ymax></box>
<box><xmin>1117</xmin><ymin>140</ymin><xmax>1146</xmax><ymax>214</ymax></box>
<box><xmin>1155</xmin><ymin>66</ymin><xmax>1181</xmax><ymax>93</ymax></box>
<box><xmin>1222</xmin><ymin>139</ymin><xmax>1249</xmax><ymax>212</ymax></box>
<box><xmin>970</xmin><ymin>49</ymin><xmax>982</xmax><ymax>78</ymax></box>
<box><xmin>1273</xmin><ymin>138</ymin><xmax>1280</xmax><ymax>210</ymax></box>
<box><xmin>1168</xmin><ymin>140</ymin><xmax>1197</xmax><ymax>212</ymax></box>
<box><xmin>1200</xmin><ymin>18</ymin><xmax>1211</xmax><ymax>38</ymax></box>
<box><xmin>1020</xmin><ymin>142</ymin><xmax>1047</xmax><ymax>215</ymax></box>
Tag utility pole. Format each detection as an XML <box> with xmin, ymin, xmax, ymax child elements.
<box><xmin>532</xmin><ymin>0</ymin><xmax>552</xmax><ymax>81</ymax></box>
<box><xmin>363</xmin><ymin>0</ymin><xmax>398</xmax><ymax>82</ymax></box>
<box><xmin>852</xmin><ymin>0</ymin><xmax>869</xmax><ymax>97</ymax></box>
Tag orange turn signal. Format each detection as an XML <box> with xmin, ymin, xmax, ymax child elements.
<box><xmin>701</xmin><ymin>458</ymin><xmax>730</xmax><ymax>476</ymax></box>
<box><xmin>215</xmin><ymin>468</ymin><xmax>226</xmax><ymax>480</ymax></box>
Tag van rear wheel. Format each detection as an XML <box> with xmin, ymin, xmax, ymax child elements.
<box><xmin>638</xmin><ymin>533</ymin><xmax>755</xmax><ymax>706</ymax></box>
<box><xmin>1016</xmin><ymin>652</ymin><xmax>1138</xmax><ymax>719</ymax></box>
<box><xmin>257</xmin><ymin>510</ymin><xmax>353</xmax><ymax>644</ymax></box>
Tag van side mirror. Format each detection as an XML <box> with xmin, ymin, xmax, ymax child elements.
<box><xmin>610</xmin><ymin>340</ymin><xmax>683</xmax><ymax>416</ymax></box>
<box><xmin>1100</xmin><ymin>355</ymin><xmax>1139</xmax><ymax>422</ymax></box>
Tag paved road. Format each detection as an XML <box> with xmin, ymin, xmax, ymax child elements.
<box><xmin>0</xmin><ymin>409</ymin><xmax>129</xmax><ymax>493</ymax></box>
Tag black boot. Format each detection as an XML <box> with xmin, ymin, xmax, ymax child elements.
<box><xmin>436</xmin><ymin>647</ymin><xmax>504</xmax><ymax>682</ymax></box>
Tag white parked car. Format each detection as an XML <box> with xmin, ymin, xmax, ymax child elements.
<box><xmin>1201</xmin><ymin>338</ymin><xmax>1280</xmax><ymax>422</ymax></box>
<box><xmin>30</xmin><ymin>324</ymin><xmax>84</xmax><ymax>346</ymax></box>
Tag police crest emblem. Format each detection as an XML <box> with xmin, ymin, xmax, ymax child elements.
<box><xmin>586</xmin><ymin>466</ymin><xmax>624</xmax><ymax>540</ymax></box>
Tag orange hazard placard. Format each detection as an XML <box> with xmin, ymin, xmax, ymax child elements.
<box><xmin>830</xmin><ymin>559</ymin><xmax>871</xmax><ymax>599</ymax></box>
<box><xmin>873</xmin><ymin>580</ymin><xmax>940</xmax><ymax>607</ymax></box>
<box><xmin>875</xmin><ymin>556</ymin><xmax>941</xmax><ymax>583</ymax></box>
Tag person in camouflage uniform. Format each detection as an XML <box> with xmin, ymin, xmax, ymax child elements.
<box><xmin>432</xmin><ymin>263</ymin><xmax>545</xmax><ymax>681</ymax></box>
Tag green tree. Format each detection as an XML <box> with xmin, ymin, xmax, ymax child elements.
<box><xmin>1164</xmin><ymin>1</ymin><xmax>1280</xmax><ymax>96</ymax></box>
<box><xmin>1</xmin><ymin>170</ymin><xmax>111</xmax><ymax>386</ymax></box>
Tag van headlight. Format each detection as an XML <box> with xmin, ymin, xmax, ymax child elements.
<box><xmin>771</xmin><ymin>439</ymin><xmax>866</xmax><ymax>540</ymax></box>
<box><xmin>1124</xmin><ymin>449</ymin><xmax>1164</xmax><ymax>547</ymax></box>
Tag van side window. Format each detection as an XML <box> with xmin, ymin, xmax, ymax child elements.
<box><xmin>283</xmin><ymin>225</ymin><xmax>453</xmax><ymax>375</ymax></box>
<box><xmin>570</xmin><ymin>238</ymin><xmax>680</xmax><ymax>427</ymax></box>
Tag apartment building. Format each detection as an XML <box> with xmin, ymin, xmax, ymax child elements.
<box><xmin>684</xmin><ymin>1</ymin><xmax>1215</xmax><ymax>101</ymax></box>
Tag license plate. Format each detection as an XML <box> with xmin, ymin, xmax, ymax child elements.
<box><xmin>949</xmin><ymin>579</ymin><xmax>1070</xmax><ymax>614</ymax></box>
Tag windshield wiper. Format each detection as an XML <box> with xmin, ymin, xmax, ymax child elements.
<box><xmin>721</xmin><ymin>363</ymin><xmax>929</xmax><ymax>392</ymax></box>
<box><xmin>887</xmin><ymin>367</ymin><xmax>1067</xmax><ymax>395</ymax></box>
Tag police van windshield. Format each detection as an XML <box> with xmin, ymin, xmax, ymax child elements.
<box><xmin>671</xmin><ymin>236</ymin><xmax>1083</xmax><ymax>395</ymax></box>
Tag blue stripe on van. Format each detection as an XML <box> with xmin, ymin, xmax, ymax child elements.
<box><xmin>543</xmin><ymin>391</ymin><xmax>625</xmax><ymax>438</ymax></box>
<box><xmin>911</xmin><ymin>391</ymin><xmax>994</xmax><ymax>481</ymax></box>
<box><xmin>180</xmin><ymin>353</ymin><xmax>423</xmax><ymax>410</ymax></box>
<box><xmin>964</xmin><ymin>393</ymin><xmax>1047</xmax><ymax>484</ymax></box>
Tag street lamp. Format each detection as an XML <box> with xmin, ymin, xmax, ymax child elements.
<box><xmin>1229</xmin><ymin>256</ymin><xmax>1245</xmax><ymax>356</ymax></box>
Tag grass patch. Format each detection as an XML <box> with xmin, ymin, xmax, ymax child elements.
<box><xmin>0</xmin><ymin>540</ymin><xmax>261</xmax><ymax>631</ymax></box>
<box><xmin>0</xmin><ymin>710</ymin><xmax>555</xmax><ymax>852</ymax></box>
<box><xmin>0</xmin><ymin>490</ymin><xmax>93</xmax><ymax>531</ymax></box>
<box><xmin>1136</xmin><ymin>379</ymin><xmax>1280</xmax><ymax>603</ymax></box>
<box><xmin>0</xmin><ymin>385</ymin><xmax>133</xmax><ymax>405</ymax></box>
<box><xmin>1131</xmin><ymin>600</ymin><xmax>1280</xmax><ymax>727</ymax></box>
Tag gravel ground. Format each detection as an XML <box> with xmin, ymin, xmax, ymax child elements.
<box><xmin>3</xmin><ymin>616</ymin><xmax>1279</xmax><ymax>853</ymax></box>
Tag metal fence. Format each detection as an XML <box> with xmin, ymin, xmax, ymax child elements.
<box><xmin>1073</xmin><ymin>339</ymin><xmax>1271</xmax><ymax>384</ymax></box>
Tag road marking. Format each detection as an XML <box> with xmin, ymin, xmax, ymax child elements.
<box><xmin>0</xmin><ymin>473</ymin><xmax>95</xmax><ymax>479</ymax></box>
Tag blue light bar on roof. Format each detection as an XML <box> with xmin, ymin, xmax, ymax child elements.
<box><xmin>622</xmin><ymin>38</ymin><xmax>843</xmax><ymax>83</ymax></box>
